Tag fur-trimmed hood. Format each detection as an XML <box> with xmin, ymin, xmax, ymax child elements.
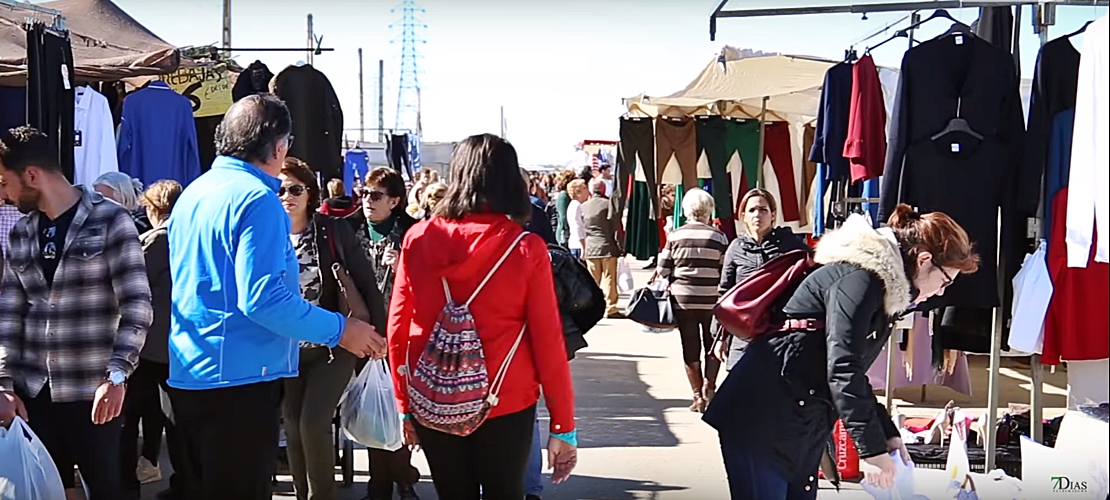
<box><xmin>814</xmin><ymin>214</ymin><xmax>911</xmax><ymax>315</ymax></box>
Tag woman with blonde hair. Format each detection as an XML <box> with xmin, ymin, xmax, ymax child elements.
<box><xmin>419</xmin><ymin>181</ymin><xmax>448</xmax><ymax>220</ymax></box>
<box><xmin>656</xmin><ymin>188</ymin><xmax>729</xmax><ymax>412</ymax></box>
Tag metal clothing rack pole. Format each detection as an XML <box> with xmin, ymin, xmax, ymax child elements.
<box><xmin>755</xmin><ymin>96</ymin><xmax>770</xmax><ymax>188</ymax></box>
<box><xmin>1</xmin><ymin>0</ymin><xmax>66</xmax><ymax>30</ymax></box>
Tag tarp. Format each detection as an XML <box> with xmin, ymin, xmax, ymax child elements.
<box><xmin>0</xmin><ymin>0</ymin><xmax>179</xmax><ymax>85</ymax></box>
<box><xmin>625</xmin><ymin>47</ymin><xmax>838</xmax><ymax>123</ymax></box>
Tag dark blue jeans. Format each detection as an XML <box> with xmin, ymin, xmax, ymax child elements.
<box><xmin>720</xmin><ymin>437</ymin><xmax>818</xmax><ymax>500</ymax></box>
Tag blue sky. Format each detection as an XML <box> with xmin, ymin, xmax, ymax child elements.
<box><xmin>109</xmin><ymin>0</ymin><xmax>1105</xmax><ymax>167</ymax></box>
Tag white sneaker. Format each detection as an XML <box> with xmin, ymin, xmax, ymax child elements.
<box><xmin>136</xmin><ymin>457</ymin><xmax>163</xmax><ymax>484</ymax></box>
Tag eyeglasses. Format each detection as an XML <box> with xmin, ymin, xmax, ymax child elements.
<box><xmin>279</xmin><ymin>185</ymin><xmax>306</xmax><ymax>197</ymax></box>
<box><xmin>286</xmin><ymin>135</ymin><xmax>295</xmax><ymax>149</ymax></box>
<box><xmin>933</xmin><ymin>260</ymin><xmax>955</xmax><ymax>288</ymax></box>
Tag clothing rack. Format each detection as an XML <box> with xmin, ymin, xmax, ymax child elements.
<box><xmin>0</xmin><ymin>0</ymin><xmax>66</xmax><ymax>31</ymax></box>
<box><xmin>708</xmin><ymin>1</ymin><xmax>1108</xmax><ymax>472</ymax></box>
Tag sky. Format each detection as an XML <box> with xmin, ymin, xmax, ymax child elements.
<box><xmin>104</xmin><ymin>0</ymin><xmax>1107</xmax><ymax>167</ymax></box>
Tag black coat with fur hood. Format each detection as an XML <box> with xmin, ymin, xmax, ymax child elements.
<box><xmin>703</xmin><ymin>214</ymin><xmax>911</xmax><ymax>487</ymax></box>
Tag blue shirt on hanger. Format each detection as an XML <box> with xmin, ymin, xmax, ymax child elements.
<box><xmin>117</xmin><ymin>81</ymin><xmax>202</xmax><ymax>187</ymax></box>
<box><xmin>1044</xmin><ymin>108</ymin><xmax>1076</xmax><ymax>246</ymax></box>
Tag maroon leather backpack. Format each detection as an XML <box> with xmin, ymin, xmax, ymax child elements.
<box><xmin>712</xmin><ymin>249</ymin><xmax>818</xmax><ymax>339</ymax></box>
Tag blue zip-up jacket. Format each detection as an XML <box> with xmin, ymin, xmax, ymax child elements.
<box><xmin>166</xmin><ymin>156</ymin><xmax>345</xmax><ymax>390</ymax></box>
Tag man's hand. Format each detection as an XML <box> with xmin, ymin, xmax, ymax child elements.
<box><xmin>91</xmin><ymin>382</ymin><xmax>126</xmax><ymax>425</ymax></box>
<box><xmin>0</xmin><ymin>390</ymin><xmax>28</xmax><ymax>428</ymax></box>
<box><xmin>338</xmin><ymin>317</ymin><xmax>387</xmax><ymax>359</ymax></box>
<box><xmin>547</xmin><ymin>436</ymin><xmax>578</xmax><ymax>484</ymax></box>
<box><xmin>887</xmin><ymin>436</ymin><xmax>911</xmax><ymax>465</ymax></box>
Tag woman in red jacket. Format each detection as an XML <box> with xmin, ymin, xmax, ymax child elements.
<box><xmin>388</xmin><ymin>134</ymin><xmax>578</xmax><ymax>499</ymax></box>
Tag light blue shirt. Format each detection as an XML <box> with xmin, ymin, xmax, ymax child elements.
<box><xmin>166</xmin><ymin>155</ymin><xmax>345</xmax><ymax>390</ymax></box>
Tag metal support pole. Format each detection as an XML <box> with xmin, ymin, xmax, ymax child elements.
<box><xmin>306</xmin><ymin>14</ymin><xmax>314</xmax><ymax>65</ymax></box>
<box><xmin>884</xmin><ymin>11</ymin><xmax>919</xmax><ymax>411</ymax></box>
<box><xmin>378</xmin><ymin>59</ymin><xmax>386</xmax><ymax>143</ymax></box>
<box><xmin>221</xmin><ymin>0</ymin><xmax>231</xmax><ymax>56</ymax></box>
<box><xmin>755</xmin><ymin>96</ymin><xmax>769</xmax><ymax>188</ymax></box>
<box><xmin>358</xmin><ymin>48</ymin><xmax>365</xmax><ymax>142</ymax></box>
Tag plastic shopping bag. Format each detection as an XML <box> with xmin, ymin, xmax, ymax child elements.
<box><xmin>340</xmin><ymin>359</ymin><xmax>403</xmax><ymax>452</ymax></box>
<box><xmin>861</xmin><ymin>450</ymin><xmax>917</xmax><ymax>500</ymax></box>
<box><xmin>617</xmin><ymin>257</ymin><xmax>634</xmax><ymax>293</ymax></box>
<box><xmin>0</xmin><ymin>417</ymin><xmax>67</xmax><ymax>500</ymax></box>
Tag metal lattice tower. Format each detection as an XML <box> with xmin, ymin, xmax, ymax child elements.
<box><xmin>390</xmin><ymin>0</ymin><xmax>426</xmax><ymax>135</ymax></box>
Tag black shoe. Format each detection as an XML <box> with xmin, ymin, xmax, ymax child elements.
<box><xmin>606</xmin><ymin>311</ymin><xmax>626</xmax><ymax>319</ymax></box>
<box><xmin>526</xmin><ymin>495</ymin><xmax>543</xmax><ymax>500</ymax></box>
<box><xmin>155</xmin><ymin>488</ymin><xmax>177</xmax><ymax>500</ymax></box>
<box><xmin>641</xmin><ymin>259</ymin><xmax>656</xmax><ymax>270</ymax></box>
<box><xmin>398</xmin><ymin>484</ymin><xmax>421</xmax><ymax>500</ymax></box>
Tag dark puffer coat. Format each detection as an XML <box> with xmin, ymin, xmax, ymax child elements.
<box><xmin>548</xmin><ymin>244</ymin><xmax>604</xmax><ymax>360</ymax></box>
<box><xmin>718</xmin><ymin>227</ymin><xmax>810</xmax><ymax>369</ymax></box>
<box><xmin>703</xmin><ymin>214</ymin><xmax>912</xmax><ymax>488</ymax></box>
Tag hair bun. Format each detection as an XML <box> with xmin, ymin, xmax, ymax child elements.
<box><xmin>887</xmin><ymin>203</ymin><xmax>921</xmax><ymax>229</ymax></box>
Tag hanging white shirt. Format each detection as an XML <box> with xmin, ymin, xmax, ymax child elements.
<box><xmin>567</xmin><ymin>199</ymin><xmax>585</xmax><ymax>251</ymax></box>
<box><xmin>1066</xmin><ymin>14</ymin><xmax>1110</xmax><ymax>268</ymax></box>
<box><xmin>73</xmin><ymin>85</ymin><xmax>119</xmax><ymax>187</ymax></box>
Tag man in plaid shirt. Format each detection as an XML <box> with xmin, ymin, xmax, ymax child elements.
<box><xmin>0</xmin><ymin>127</ymin><xmax>153</xmax><ymax>500</ymax></box>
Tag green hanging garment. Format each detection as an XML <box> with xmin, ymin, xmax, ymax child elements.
<box><xmin>624</xmin><ymin>180</ymin><xmax>660</xmax><ymax>260</ymax></box>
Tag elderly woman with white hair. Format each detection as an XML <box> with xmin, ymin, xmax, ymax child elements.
<box><xmin>656</xmin><ymin>188</ymin><xmax>729</xmax><ymax>412</ymax></box>
<box><xmin>94</xmin><ymin>171</ymin><xmax>152</xmax><ymax>234</ymax></box>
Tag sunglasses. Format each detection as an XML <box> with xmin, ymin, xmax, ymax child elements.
<box><xmin>357</xmin><ymin>188</ymin><xmax>390</xmax><ymax>202</ymax></box>
<box><xmin>279</xmin><ymin>185</ymin><xmax>307</xmax><ymax>197</ymax></box>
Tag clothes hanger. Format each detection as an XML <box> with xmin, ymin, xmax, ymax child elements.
<box><xmin>931</xmin><ymin>97</ymin><xmax>984</xmax><ymax>141</ymax></box>
<box><xmin>1064</xmin><ymin>20</ymin><xmax>1093</xmax><ymax>38</ymax></box>
<box><xmin>844</xmin><ymin>48</ymin><xmax>858</xmax><ymax>62</ymax></box>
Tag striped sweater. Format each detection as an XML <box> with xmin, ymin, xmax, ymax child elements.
<box><xmin>657</xmin><ymin>222</ymin><xmax>729</xmax><ymax>310</ymax></box>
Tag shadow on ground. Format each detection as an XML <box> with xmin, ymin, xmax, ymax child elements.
<box><xmin>564</xmin><ymin>351</ymin><xmax>685</xmax><ymax>449</ymax></box>
<box><xmin>539</xmin><ymin>473</ymin><xmax>687</xmax><ymax>500</ymax></box>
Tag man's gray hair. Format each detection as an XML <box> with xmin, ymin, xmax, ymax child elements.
<box><xmin>214</xmin><ymin>93</ymin><xmax>292</xmax><ymax>164</ymax></box>
<box><xmin>93</xmin><ymin>172</ymin><xmax>143</xmax><ymax>211</ymax></box>
<box><xmin>588</xmin><ymin>177</ymin><xmax>607</xmax><ymax>196</ymax></box>
<box><xmin>681</xmin><ymin>187</ymin><xmax>715</xmax><ymax>223</ymax></box>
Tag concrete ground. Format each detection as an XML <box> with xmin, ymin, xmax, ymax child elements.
<box><xmin>137</xmin><ymin>258</ymin><xmax>1066</xmax><ymax>500</ymax></box>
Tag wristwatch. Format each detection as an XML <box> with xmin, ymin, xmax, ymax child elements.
<box><xmin>107</xmin><ymin>370</ymin><xmax>127</xmax><ymax>387</ymax></box>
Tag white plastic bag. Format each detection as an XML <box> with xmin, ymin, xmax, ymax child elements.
<box><xmin>617</xmin><ymin>257</ymin><xmax>634</xmax><ymax>293</ymax></box>
<box><xmin>861</xmin><ymin>450</ymin><xmax>916</xmax><ymax>500</ymax></box>
<box><xmin>0</xmin><ymin>417</ymin><xmax>67</xmax><ymax>500</ymax></box>
<box><xmin>341</xmin><ymin>360</ymin><xmax>403</xmax><ymax>451</ymax></box>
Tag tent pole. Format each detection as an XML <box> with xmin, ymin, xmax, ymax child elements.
<box><xmin>755</xmin><ymin>96</ymin><xmax>769</xmax><ymax>188</ymax></box>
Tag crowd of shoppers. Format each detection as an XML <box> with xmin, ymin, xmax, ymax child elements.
<box><xmin>0</xmin><ymin>90</ymin><xmax>982</xmax><ymax>500</ymax></box>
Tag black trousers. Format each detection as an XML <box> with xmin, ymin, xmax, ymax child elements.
<box><xmin>167</xmin><ymin>380</ymin><xmax>283</xmax><ymax>500</ymax></box>
<box><xmin>696</xmin><ymin>116</ymin><xmax>737</xmax><ymax>240</ymax></box>
<box><xmin>676</xmin><ymin>309</ymin><xmax>715</xmax><ymax>366</ymax></box>
<box><xmin>618</xmin><ymin>117</ymin><xmax>657</xmax><ymax>217</ymax></box>
<box><xmin>414</xmin><ymin>405</ymin><xmax>536</xmax><ymax>500</ymax></box>
<box><xmin>20</xmin><ymin>385</ymin><xmax>123</xmax><ymax>500</ymax></box>
<box><xmin>121</xmin><ymin>360</ymin><xmax>167</xmax><ymax>497</ymax></box>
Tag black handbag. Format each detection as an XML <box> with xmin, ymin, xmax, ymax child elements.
<box><xmin>625</xmin><ymin>284</ymin><xmax>677</xmax><ymax>329</ymax></box>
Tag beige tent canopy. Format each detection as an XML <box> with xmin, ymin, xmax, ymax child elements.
<box><xmin>0</xmin><ymin>0</ymin><xmax>179</xmax><ymax>85</ymax></box>
<box><xmin>624</xmin><ymin>47</ymin><xmax>837</xmax><ymax>124</ymax></box>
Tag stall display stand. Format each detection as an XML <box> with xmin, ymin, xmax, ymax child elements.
<box><xmin>709</xmin><ymin>0</ymin><xmax>1110</xmax><ymax>471</ymax></box>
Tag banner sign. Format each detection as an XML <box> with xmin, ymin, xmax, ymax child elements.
<box><xmin>162</xmin><ymin>64</ymin><xmax>233</xmax><ymax>118</ymax></box>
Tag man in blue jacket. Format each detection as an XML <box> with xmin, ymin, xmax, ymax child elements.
<box><xmin>165</xmin><ymin>94</ymin><xmax>385</xmax><ymax>500</ymax></box>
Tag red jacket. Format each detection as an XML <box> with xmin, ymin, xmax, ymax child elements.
<box><xmin>388</xmin><ymin>213</ymin><xmax>576</xmax><ymax>434</ymax></box>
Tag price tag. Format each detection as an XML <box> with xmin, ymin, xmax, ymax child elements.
<box><xmin>60</xmin><ymin>64</ymin><xmax>71</xmax><ymax>90</ymax></box>
<box><xmin>955</xmin><ymin>35</ymin><xmax>964</xmax><ymax>45</ymax></box>
<box><xmin>950</xmin><ymin>142</ymin><xmax>961</xmax><ymax>153</ymax></box>
<box><xmin>894</xmin><ymin>314</ymin><xmax>915</xmax><ymax>330</ymax></box>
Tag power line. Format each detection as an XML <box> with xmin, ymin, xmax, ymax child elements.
<box><xmin>390</xmin><ymin>0</ymin><xmax>426</xmax><ymax>136</ymax></box>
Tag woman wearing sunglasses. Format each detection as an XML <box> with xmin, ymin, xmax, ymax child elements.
<box><xmin>347</xmin><ymin>166</ymin><xmax>422</xmax><ymax>500</ymax></box>
<box><xmin>278</xmin><ymin>158</ymin><xmax>387</xmax><ymax>500</ymax></box>
<box><xmin>703</xmin><ymin>204</ymin><xmax>979</xmax><ymax>499</ymax></box>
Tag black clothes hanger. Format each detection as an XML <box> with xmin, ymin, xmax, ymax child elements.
<box><xmin>931</xmin><ymin>98</ymin><xmax>984</xmax><ymax>141</ymax></box>
<box><xmin>1065</xmin><ymin>20</ymin><xmax>1093</xmax><ymax>38</ymax></box>
<box><xmin>844</xmin><ymin>48</ymin><xmax>858</xmax><ymax>62</ymax></box>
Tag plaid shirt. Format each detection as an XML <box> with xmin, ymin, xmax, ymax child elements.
<box><xmin>0</xmin><ymin>203</ymin><xmax>19</xmax><ymax>262</ymax></box>
<box><xmin>0</xmin><ymin>188</ymin><xmax>152</xmax><ymax>403</ymax></box>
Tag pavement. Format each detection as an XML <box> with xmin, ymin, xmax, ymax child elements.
<box><xmin>135</xmin><ymin>258</ymin><xmax>1064</xmax><ymax>500</ymax></box>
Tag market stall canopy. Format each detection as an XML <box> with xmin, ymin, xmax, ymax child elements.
<box><xmin>0</xmin><ymin>0</ymin><xmax>179</xmax><ymax>85</ymax></box>
<box><xmin>624</xmin><ymin>47</ymin><xmax>840</xmax><ymax>123</ymax></box>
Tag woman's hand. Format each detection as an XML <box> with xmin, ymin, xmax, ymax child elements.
<box><xmin>382</xmin><ymin>247</ymin><xmax>399</xmax><ymax>268</ymax></box>
<box><xmin>402</xmin><ymin>418</ymin><xmax>420</xmax><ymax>452</ymax></box>
<box><xmin>547</xmin><ymin>436</ymin><xmax>578</xmax><ymax>484</ymax></box>
<box><xmin>712</xmin><ymin>338</ymin><xmax>730</xmax><ymax>363</ymax></box>
<box><xmin>861</xmin><ymin>453</ymin><xmax>898</xmax><ymax>489</ymax></box>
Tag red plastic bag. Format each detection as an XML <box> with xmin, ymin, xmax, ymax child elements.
<box><xmin>819</xmin><ymin>420</ymin><xmax>861</xmax><ymax>481</ymax></box>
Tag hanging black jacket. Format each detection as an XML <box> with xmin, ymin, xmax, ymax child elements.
<box><xmin>548</xmin><ymin>244</ymin><xmax>604</xmax><ymax>360</ymax></box>
<box><xmin>704</xmin><ymin>215</ymin><xmax>911</xmax><ymax>487</ymax></box>
<box><xmin>271</xmin><ymin>64</ymin><xmax>344</xmax><ymax>182</ymax></box>
<box><xmin>232</xmin><ymin>61</ymin><xmax>274</xmax><ymax>102</ymax></box>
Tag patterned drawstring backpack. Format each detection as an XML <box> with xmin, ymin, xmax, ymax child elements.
<box><xmin>406</xmin><ymin>231</ymin><xmax>530</xmax><ymax>436</ymax></box>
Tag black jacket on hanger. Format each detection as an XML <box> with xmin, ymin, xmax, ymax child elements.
<box><xmin>879</xmin><ymin>32</ymin><xmax>1026</xmax><ymax>353</ymax></box>
<box><xmin>231</xmin><ymin>61</ymin><xmax>274</xmax><ymax>102</ymax></box>
<box><xmin>271</xmin><ymin>64</ymin><xmax>344</xmax><ymax>181</ymax></box>
<box><xmin>26</xmin><ymin>23</ymin><xmax>76</xmax><ymax>182</ymax></box>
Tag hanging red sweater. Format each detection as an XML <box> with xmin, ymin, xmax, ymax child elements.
<box><xmin>1043</xmin><ymin>188</ymin><xmax>1110</xmax><ymax>365</ymax></box>
<box><xmin>843</xmin><ymin>55</ymin><xmax>887</xmax><ymax>182</ymax></box>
